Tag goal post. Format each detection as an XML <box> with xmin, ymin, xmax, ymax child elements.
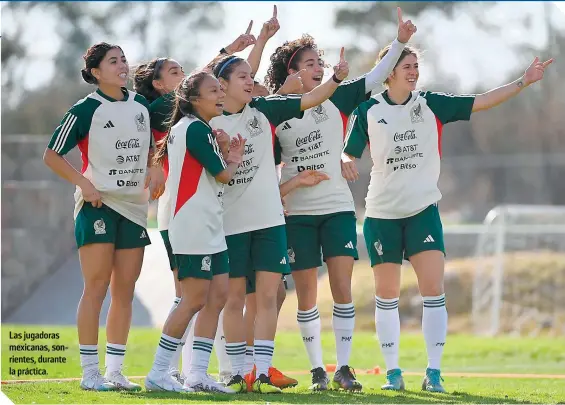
<box><xmin>472</xmin><ymin>205</ymin><xmax>565</xmax><ymax>336</ymax></box>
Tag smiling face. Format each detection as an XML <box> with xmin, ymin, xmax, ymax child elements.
<box><xmin>91</xmin><ymin>47</ymin><xmax>129</xmax><ymax>87</ymax></box>
<box><xmin>193</xmin><ymin>75</ymin><xmax>226</xmax><ymax>121</ymax></box>
<box><xmin>388</xmin><ymin>53</ymin><xmax>419</xmax><ymax>92</ymax></box>
<box><xmin>289</xmin><ymin>48</ymin><xmax>325</xmax><ymax>93</ymax></box>
<box><xmin>219</xmin><ymin>60</ymin><xmax>255</xmax><ymax>105</ymax></box>
<box><xmin>153</xmin><ymin>59</ymin><xmax>185</xmax><ymax>95</ymax></box>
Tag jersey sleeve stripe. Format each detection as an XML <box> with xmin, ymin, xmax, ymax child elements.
<box><xmin>208</xmin><ymin>133</ymin><xmax>227</xmax><ymax>168</ymax></box>
<box><xmin>52</xmin><ymin>114</ymin><xmax>77</xmax><ymax>153</ymax></box>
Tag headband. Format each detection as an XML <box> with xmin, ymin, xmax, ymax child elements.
<box><xmin>287</xmin><ymin>46</ymin><xmax>306</xmax><ymax>71</ymax></box>
<box><xmin>217</xmin><ymin>57</ymin><xmax>241</xmax><ymax>78</ymax></box>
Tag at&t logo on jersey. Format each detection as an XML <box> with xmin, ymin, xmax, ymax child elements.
<box><xmin>115</xmin><ymin>138</ymin><xmax>141</xmax><ymax>150</ymax></box>
<box><xmin>393</xmin><ymin>129</ymin><xmax>416</xmax><ymax>142</ymax></box>
<box><xmin>395</xmin><ymin>144</ymin><xmax>417</xmax><ymax>154</ymax></box>
<box><xmin>116</xmin><ymin>155</ymin><xmax>140</xmax><ymax>164</ymax></box>
<box><xmin>117</xmin><ymin>180</ymin><xmax>139</xmax><ymax>187</ymax></box>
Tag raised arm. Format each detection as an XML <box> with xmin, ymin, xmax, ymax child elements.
<box><xmin>207</xmin><ymin>24</ymin><xmax>256</xmax><ymax>69</ymax></box>
<box><xmin>247</xmin><ymin>5</ymin><xmax>280</xmax><ymax>77</ymax></box>
<box><xmin>300</xmin><ymin>47</ymin><xmax>349</xmax><ymax>110</ymax></box>
<box><xmin>472</xmin><ymin>57</ymin><xmax>553</xmax><ymax>113</ymax></box>
<box><xmin>364</xmin><ymin>7</ymin><xmax>417</xmax><ymax>92</ymax></box>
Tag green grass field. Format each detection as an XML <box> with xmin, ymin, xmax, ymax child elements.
<box><xmin>2</xmin><ymin>325</ymin><xmax>565</xmax><ymax>404</ymax></box>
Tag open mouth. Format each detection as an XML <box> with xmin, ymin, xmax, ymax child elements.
<box><xmin>407</xmin><ymin>78</ymin><xmax>416</xmax><ymax>83</ymax></box>
<box><xmin>215</xmin><ymin>103</ymin><xmax>224</xmax><ymax>108</ymax></box>
<box><xmin>119</xmin><ymin>73</ymin><xmax>127</xmax><ymax>79</ymax></box>
<box><xmin>312</xmin><ymin>75</ymin><xmax>323</xmax><ymax>82</ymax></box>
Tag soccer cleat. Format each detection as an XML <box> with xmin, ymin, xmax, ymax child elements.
<box><xmin>381</xmin><ymin>368</ymin><xmax>405</xmax><ymax>391</ymax></box>
<box><xmin>168</xmin><ymin>368</ymin><xmax>185</xmax><ymax>385</ymax></box>
<box><xmin>104</xmin><ymin>370</ymin><xmax>142</xmax><ymax>391</ymax></box>
<box><xmin>252</xmin><ymin>373</ymin><xmax>283</xmax><ymax>394</ymax></box>
<box><xmin>80</xmin><ymin>369</ymin><xmax>116</xmax><ymax>391</ymax></box>
<box><xmin>269</xmin><ymin>366</ymin><xmax>298</xmax><ymax>389</ymax></box>
<box><xmin>184</xmin><ymin>373</ymin><xmax>235</xmax><ymax>393</ymax></box>
<box><xmin>244</xmin><ymin>366</ymin><xmax>256</xmax><ymax>392</ymax></box>
<box><xmin>226</xmin><ymin>374</ymin><xmax>248</xmax><ymax>393</ymax></box>
<box><xmin>145</xmin><ymin>371</ymin><xmax>193</xmax><ymax>392</ymax></box>
<box><xmin>331</xmin><ymin>365</ymin><xmax>362</xmax><ymax>391</ymax></box>
<box><xmin>218</xmin><ymin>371</ymin><xmax>232</xmax><ymax>386</ymax></box>
<box><xmin>309</xmin><ymin>367</ymin><xmax>330</xmax><ymax>391</ymax></box>
<box><xmin>422</xmin><ymin>368</ymin><xmax>446</xmax><ymax>393</ymax></box>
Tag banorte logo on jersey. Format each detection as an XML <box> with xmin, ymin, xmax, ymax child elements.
<box><xmin>115</xmin><ymin>138</ymin><xmax>141</xmax><ymax>150</ymax></box>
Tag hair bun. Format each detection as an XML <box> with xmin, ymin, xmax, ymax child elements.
<box><xmin>81</xmin><ymin>68</ymin><xmax>97</xmax><ymax>85</ymax></box>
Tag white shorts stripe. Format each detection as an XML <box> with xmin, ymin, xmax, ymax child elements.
<box><xmin>53</xmin><ymin>114</ymin><xmax>77</xmax><ymax>153</ymax></box>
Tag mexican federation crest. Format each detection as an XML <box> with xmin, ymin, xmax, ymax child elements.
<box><xmin>311</xmin><ymin>104</ymin><xmax>329</xmax><ymax>124</ymax></box>
<box><xmin>135</xmin><ymin>112</ymin><xmax>148</xmax><ymax>132</ymax></box>
<box><xmin>246</xmin><ymin>116</ymin><xmax>263</xmax><ymax>137</ymax></box>
<box><xmin>410</xmin><ymin>103</ymin><xmax>424</xmax><ymax>124</ymax></box>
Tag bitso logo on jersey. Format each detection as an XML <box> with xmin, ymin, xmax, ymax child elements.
<box><xmin>410</xmin><ymin>103</ymin><xmax>424</xmax><ymax>123</ymax></box>
<box><xmin>135</xmin><ymin>112</ymin><xmax>147</xmax><ymax>132</ymax></box>
<box><xmin>246</xmin><ymin>116</ymin><xmax>263</xmax><ymax>137</ymax></box>
<box><xmin>93</xmin><ymin>219</ymin><xmax>106</xmax><ymax>235</ymax></box>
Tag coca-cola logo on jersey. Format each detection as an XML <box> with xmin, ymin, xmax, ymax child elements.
<box><xmin>393</xmin><ymin>129</ymin><xmax>416</xmax><ymax>142</ymax></box>
<box><xmin>296</xmin><ymin>130</ymin><xmax>322</xmax><ymax>147</ymax></box>
<box><xmin>115</xmin><ymin>138</ymin><xmax>141</xmax><ymax>150</ymax></box>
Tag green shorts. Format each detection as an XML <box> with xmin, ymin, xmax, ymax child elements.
<box><xmin>75</xmin><ymin>203</ymin><xmax>151</xmax><ymax>249</ymax></box>
<box><xmin>226</xmin><ymin>225</ymin><xmax>290</xmax><ymax>291</ymax></box>
<box><xmin>175</xmin><ymin>250</ymin><xmax>230</xmax><ymax>281</ymax></box>
<box><xmin>285</xmin><ymin>211</ymin><xmax>359</xmax><ymax>271</ymax></box>
<box><xmin>159</xmin><ymin>230</ymin><xmax>177</xmax><ymax>270</ymax></box>
<box><xmin>364</xmin><ymin>203</ymin><xmax>445</xmax><ymax>266</ymax></box>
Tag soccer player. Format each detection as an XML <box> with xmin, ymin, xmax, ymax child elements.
<box><xmin>263</xmin><ymin>7</ymin><xmax>416</xmax><ymax>391</ymax></box>
<box><xmin>342</xmin><ymin>43</ymin><xmax>553</xmax><ymax>392</ymax></box>
<box><xmin>43</xmin><ymin>42</ymin><xmax>164</xmax><ymax>391</ymax></box>
<box><xmin>145</xmin><ymin>71</ymin><xmax>246</xmax><ymax>392</ymax></box>
<box><xmin>209</xmin><ymin>47</ymin><xmax>349</xmax><ymax>393</ymax></box>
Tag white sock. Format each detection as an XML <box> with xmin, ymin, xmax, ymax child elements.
<box><xmin>79</xmin><ymin>344</ymin><xmax>99</xmax><ymax>375</ymax></box>
<box><xmin>168</xmin><ymin>297</ymin><xmax>181</xmax><ymax>315</ymax></box>
<box><xmin>422</xmin><ymin>294</ymin><xmax>447</xmax><ymax>370</ymax></box>
<box><xmin>152</xmin><ymin>333</ymin><xmax>180</xmax><ymax>374</ymax></box>
<box><xmin>297</xmin><ymin>306</ymin><xmax>324</xmax><ymax>369</ymax></box>
<box><xmin>225</xmin><ymin>341</ymin><xmax>246</xmax><ymax>376</ymax></box>
<box><xmin>181</xmin><ymin>311</ymin><xmax>197</xmax><ymax>376</ymax></box>
<box><xmin>375</xmin><ymin>296</ymin><xmax>400</xmax><ymax>371</ymax></box>
<box><xmin>105</xmin><ymin>343</ymin><xmax>126</xmax><ymax>374</ymax></box>
<box><xmin>189</xmin><ymin>336</ymin><xmax>214</xmax><ymax>375</ymax></box>
<box><xmin>214</xmin><ymin>309</ymin><xmax>231</xmax><ymax>376</ymax></box>
<box><xmin>332</xmin><ymin>302</ymin><xmax>355</xmax><ymax>368</ymax></box>
<box><xmin>244</xmin><ymin>345</ymin><xmax>254</xmax><ymax>374</ymax></box>
<box><xmin>254</xmin><ymin>339</ymin><xmax>274</xmax><ymax>377</ymax></box>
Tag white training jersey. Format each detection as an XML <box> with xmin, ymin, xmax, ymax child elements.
<box><xmin>344</xmin><ymin>90</ymin><xmax>475</xmax><ymax>219</ymax></box>
<box><xmin>167</xmin><ymin>116</ymin><xmax>227</xmax><ymax>255</ymax></box>
<box><xmin>276</xmin><ymin>77</ymin><xmax>370</xmax><ymax>215</ymax></box>
<box><xmin>48</xmin><ymin>88</ymin><xmax>151</xmax><ymax>227</ymax></box>
<box><xmin>210</xmin><ymin>95</ymin><xmax>302</xmax><ymax>236</ymax></box>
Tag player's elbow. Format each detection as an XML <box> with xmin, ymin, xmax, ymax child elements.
<box><xmin>43</xmin><ymin>148</ymin><xmax>58</xmax><ymax>167</ymax></box>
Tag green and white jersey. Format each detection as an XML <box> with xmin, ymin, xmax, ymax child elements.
<box><xmin>150</xmin><ymin>93</ymin><xmax>175</xmax><ymax>231</ymax></box>
<box><xmin>276</xmin><ymin>77</ymin><xmax>370</xmax><ymax>215</ymax></box>
<box><xmin>210</xmin><ymin>95</ymin><xmax>302</xmax><ymax>235</ymax></box>
<box><xmin>344</xmin><ymin>90</ymin><xmax>475</xmax><ymax>219</ymax></box>
<box><xmin>167</xmin><ymin>116</ymin><xmax>227</xmax><ymax>255</ymax></box>
<box><xmin>48</xmin><ymin>88</ymin><xmax>152</xmax><ymax>227</ymax></box>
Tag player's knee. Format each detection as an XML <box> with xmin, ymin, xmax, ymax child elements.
<box><xmin>83</xmin><ymin>278</ymin><xmax>110</xmax><ymax>301</ymax></box>
<box><xmin>256</xmin><ymin>290</ymin><xmax>278</xmax><ymax>312</ymax></box>
<box><xmin>226</xmin><ymin>293</ymin><xmax>245</xmax><ymax>312</ymax></box>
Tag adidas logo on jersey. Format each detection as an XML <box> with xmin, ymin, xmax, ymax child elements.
<box><xmin>104</xmin><ymin>120</ymin><xmax>115</xmax><ymax>128</ymax></box>
<box><xmin>378</xmin><ymin>119</ymin><xmax>388</xmax><ymax>124</ymax></box>
<box><xmin>423</xmin><ymin>235</ymin><xmax>435</xmax><ymax>243</ymax></box>
<box><xmin>281</xmin><ymin>122</ymin><xmax>292</xmax><ymax>130</ymax></box>
<box><xmin>280</xmin><ymin>257</ymin><xmax>287</xmax><ymax>265</ymax></box>
<box><xmin>344</xmin><ymin>241</ymin><xmax>354</xmax><ymax>249</ymax></box>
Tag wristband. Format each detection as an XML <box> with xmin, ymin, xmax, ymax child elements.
<box><xmin>332</xmin><ymin>74</ymin><xmax>343</xmax><ymax>84</ymax></box>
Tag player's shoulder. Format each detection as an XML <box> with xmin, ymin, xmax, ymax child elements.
<box><xmin>150</xmin><ymin>92</ymin><xmax>174</xmax><ymax>114</ymax></box>
<box><xmin>67</xmin><ymin>93</ymin><xmax>103</xmax><ymax>120</ymax></box>
<box><xmin>186</xmin><ymin>116</ymin><xmax>212</xmax><ymax>135</ymax></box>
<box><xmin>355</xmin><ymin>94</ymin><xmax>382</xmax><ymax>115</ymax></box>
<box><xmin>130</xmin><ymin>90</ymin><xmax>150</xmax><ymax>111</ymax></box>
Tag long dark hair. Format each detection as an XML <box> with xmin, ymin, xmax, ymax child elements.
<box><xmin>133</xmin><ymin>57</ymin><xmax>170</xmax><ymax>103</ymax></box>
<box><xmin>153</xmin><ymin>71</ymin><xmax>211</xmax><ymax>166</ymax></box>
<box><xmin>81</xmin><ymin>42</ymin><xmax>124</xmax><ymax>84</ymax></box>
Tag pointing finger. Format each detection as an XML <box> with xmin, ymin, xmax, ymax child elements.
<box><xmin>273</xmin><ymin>4</ymin><xmax>277</xmax><ymax>18</ymax></box>
<box><xmin>397</xmin><ymin>7</ymin><xmax>404</xmax><ymax>25</ymax></box>
<box><xmin>542</xmin><ymin>58</ymin><xmax>554</xmax><ymax>68</ymax></box>
<box><xmin>245</xmin><ymin>20</ymin><xmax>253</xmax><ymax>35</ymax></box>
<box><xmin>339</xmin><ymin>47</ymin><xmax>345</xmax><ymax>62</ymax></box>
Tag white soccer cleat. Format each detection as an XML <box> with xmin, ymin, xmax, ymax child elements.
<box><xmin>218</xmin><ymin>371</ymin><xmax>232</xmax><ymax>386</ymax></box>
<box><xmin>104</xmin><ymin>369</ymin><xmax>142</xmax><ymax>391</ymax></box>
<box><xmin>80</xmin><ymin>369</ymin><xmax>117</xmax><ymax>391</ymax></box>
<box><xmin>168</xmin><ymin>368</ymin><xmax>186</xmax><ymax>385</ymax></box>
<box><xmin>184</xmin><ymin>372</ymin><xmax>236</xmax><ymax>393</ymax></box>
<box><xmin>145</xmin><ymin>370</ymin><xmax>194</xmax><ymax>392</ymax></box>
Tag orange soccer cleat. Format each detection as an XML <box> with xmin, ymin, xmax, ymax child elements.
<box><xmin>244</xmin><ymin>365</ymin><xmax>256</xmax><ymax>392</ymax></box>
<box><xmin>269</xmin><ymin>366</ymin><xmax>298</xmax><ymax>389</ymax></box>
